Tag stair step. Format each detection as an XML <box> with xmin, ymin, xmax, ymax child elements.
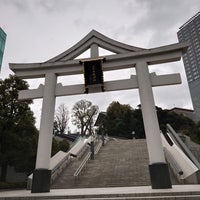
<box><xmin>52</xmin><ymin>139</ymin><xmax>151</xmax><ymax>189</ymax></box>
<box><xmin>49</xmin><ymin>195</ymin><xmax>200</xmax><ymax>200</ymax></box>
<box><xmin>52</xmin><ymin>138</ymin><xmax>179</xmax><ymax>189</ymax></box>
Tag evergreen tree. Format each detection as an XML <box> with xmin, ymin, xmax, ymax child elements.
<box><xmin>104</xmin><ymin>101</ymin><xmax>137</xmax><ymax>139</ymax></box>
<box><xmin>0</xmin><ymin>75</ymin><xmax>38</xmax><ymax>181</ymax></box>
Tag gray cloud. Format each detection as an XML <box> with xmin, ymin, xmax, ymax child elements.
<box><xmin>130</xmin><ymin>0</ymin><xmax>200</xmax><ymax>46</ymax></box>
<box><xmin>0</xmin><ymin>0</ymin><xmax>28</xmax><ymax>9</ymax></box>
<box><xmin>0</xmin><ymin>0</ymin><xmax>198</xmax><ymax>129</ymax></box>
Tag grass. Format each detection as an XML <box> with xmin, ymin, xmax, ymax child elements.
<box><xmin>0</xmin><ymin>181</ymin><xmax>26</xmax><ymax>190</ymax></box>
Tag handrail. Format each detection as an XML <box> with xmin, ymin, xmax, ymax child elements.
<box><xmin>27</xmin><ymin>136</ymin><xmax>90</xmax><ymax>190</ymax></box>
<box><xmin>74</xmin><ymin>151</ymin><xmax>91</xmax><ymax>178</ymax></box>
<box><xmin>51</xmin><ymin>152</ymin><xmax>71</xmax><ymax>175</ymax></box>
<box><xmin>95</xmin><ymin>141</ymin><xmax>102</xmax><ymax>154</ymax></box>
<box><xmin>167</xmin><ymin>124</ymin><xmax>200</xmax><ymax>169</ymax></box>
<box><xmin>68</xmin><ymin>135</ymin><xmax>82</xmax><ymax>150</ymax></box>
<box><xmin>69</xmin><ymin>137</ymin><xmax>87</xmax><ymax>157</ymax></box>
<box><xmin>74</xmin><ymin>139</ymin><xmax>103</xmax><ymax>179</ymax></box>
<box><xmin>27</xmin><ymin>151</ymin><xmax>71</xmax><ymax>190</ymax></box>
<box><xmin>161</xmin><ymin>129</ymin><xmax>199</xmax><ymax>183</ymax></box>
<box><xmin>164</xmin><ymin>147</ymin><xmax>183</xmax><ymax>177</ymax></box>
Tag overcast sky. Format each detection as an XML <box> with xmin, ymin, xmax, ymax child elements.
<box><xmin>0</xmin><ymin>0</ymin><xmax>200</xmax><ymax>131</ymax></box>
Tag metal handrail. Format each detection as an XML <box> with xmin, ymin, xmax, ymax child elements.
<box><xmin>95</xmin><ymin>141</ymin><xmax>102</xmax><ymax>154</ymax></box>
<box><xmin>74</xmin><ymin>139</ymin><xmax>103</xmax><ymax>178</ymax></box>
<box><xmin>74</xmin><ymin>151</ymin><xmax>91</xmax><ymax>178</ymax></box>
<box><xmin>27</xmin><ymin>136</ymin><xmax>92</xmax><ymax>189</ymax></box>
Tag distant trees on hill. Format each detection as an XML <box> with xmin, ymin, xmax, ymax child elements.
<box><xmin>103</xmin><ymin>101</ymin><xmax>144</xmax><ymax>139</ymax></box>
<box><xmin>156</xmin><ymin>106</ymin><xmax>200</xmax><ymax>143</ymax></box>
<box><xmin>101</xmin><ymin>101</ymin><xmax>200</xmax><ymax>143</ymax></box>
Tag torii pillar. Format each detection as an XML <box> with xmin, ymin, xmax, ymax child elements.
<box><xmin>9</xmin><ymin>30</ymin><xmax>188</xmax><ymax>193</ymax></box>
<box><xmin>136</xmin><ymin>61</ymin><xmax>171</xmax><ymax>188</ymax></box>
<box><xmin>31</xmin><ymin>73</ymin><xmax>57</xmax><ymax>193</ymax></box>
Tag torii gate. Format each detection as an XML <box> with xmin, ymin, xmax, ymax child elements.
<box><xmin>9</xmin><ymin>30</ymin><xmax>188</xmax><ymax>193</ymax></box>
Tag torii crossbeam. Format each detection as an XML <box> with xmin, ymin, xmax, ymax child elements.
<box><xmin>9</xmin><ymin>30</ymin><xmax>188</xmax><ymax>193</ymax></box>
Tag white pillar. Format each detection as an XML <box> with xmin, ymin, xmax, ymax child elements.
<box><xmin>35</xmin><ymin>73</ymin><xmax>57</xmax><ymax>169</ymax></box>
<box><xmin>136</xmin><ymin>61</ymin><xmax>165</xmax><ymax>164</ymax></box>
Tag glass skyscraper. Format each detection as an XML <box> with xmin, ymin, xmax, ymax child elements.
<box><xmin>177</xmin><ymin>12</ymin><xmax>200</xmax><ymax>122</ymax></box>
<box><xmin>0</xmin><ymin>27</ymin><xmax>6</xmax><ymax>72</ymax></box>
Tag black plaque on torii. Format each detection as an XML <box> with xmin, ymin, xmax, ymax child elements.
<box><xmin>80</xmin><ymin>58</ymin><xmax>105</xmax><ymax>93</ymax></box>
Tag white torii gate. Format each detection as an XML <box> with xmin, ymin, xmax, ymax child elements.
<box><xmin>9</xmin><ymin>30</ymin><xmax>188</xmax><ymax>193</ymax></box>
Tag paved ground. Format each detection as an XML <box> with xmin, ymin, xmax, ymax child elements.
<box><xmin>1</xmin><ymin>185</ymin><xmax>200</xmax><ymax>199</ymax></box>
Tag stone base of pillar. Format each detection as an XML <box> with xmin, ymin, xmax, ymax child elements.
<box><xmin>31</xmin><ymin>169</ymin><xmax>51</xmax><ymax>193</ymax></box>
<box><xmin>149</xmin><ymin>163</ymin><xmax>172</xmax><ymax>189</ymax></box>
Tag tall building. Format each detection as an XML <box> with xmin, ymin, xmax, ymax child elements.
<box><xmin>0</xmin><ymin>27</ymin><xmax>6</xmax><ymax>72</ymax></box>
<box><xmin>177</xmin><ymin>12</ymin><xmax>200</xmax><ymax>121</ymax></box>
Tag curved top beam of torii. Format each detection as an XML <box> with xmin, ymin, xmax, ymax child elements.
<box><xmin>9</xmin><ymin>30</ymin><xmax>188</xmax><ymax>79</ymax></box>
<box><xmin>47</xmin><ymin>29</ymin><xmax>145</xmax><ymax>62</ymax></box>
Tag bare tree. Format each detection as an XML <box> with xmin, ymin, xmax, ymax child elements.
<box><xmin>54</xmin><ymin>103</ymin><xmax>69</xmax><ymax>134</ymax></box>
<box><xmin>71</xmin><ymin>99</ymin><xmax>99</xmax><ymax>136</ymax></box>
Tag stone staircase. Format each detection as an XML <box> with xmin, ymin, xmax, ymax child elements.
<box><xmin>2</xmin><ymin>138</ymin><xmax>199</xmax><ymax>200</ymax></box>
<box><xmin>52</xmin><ymin>138</ymin><xmax>151</xmax><ymax>189</ymax></box>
